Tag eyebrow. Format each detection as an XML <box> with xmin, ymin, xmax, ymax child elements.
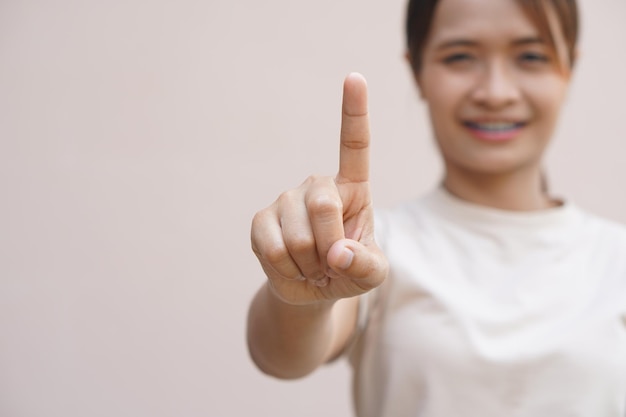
<box><xmin>513</xmin><ymin>37</ymin><xmax>546</xmax><ymax>46</ymax></box>
<box><xmin>436</xmin><ymin>36</ymin><xmax>546</xmax><ymax>50</ymax></box>
<box><xmin>435</xmin><ymin>39</ymin><xmax>477</xmax><ymax>50</ymax></box>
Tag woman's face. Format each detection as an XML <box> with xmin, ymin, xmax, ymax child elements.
<box><xmin>416</xmin><ymin>0</ymin><xmax>571</xmax><ymax>178</ymax></box>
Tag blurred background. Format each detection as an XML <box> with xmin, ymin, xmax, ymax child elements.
<box><xmin>1</xmin><ymin>0</ymin><xmax>625</xmax><ymax>416</ymax></box>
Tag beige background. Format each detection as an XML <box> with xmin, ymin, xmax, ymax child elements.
<box><xmin>1</xmin><ymin>0</ymin><xmax>625</xmax><ymax>416</ymax></box>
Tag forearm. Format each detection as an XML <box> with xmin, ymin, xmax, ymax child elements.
<box><xmin>246</xmin><ymin>282</ymin><xmax>337</xmax><ymax>379</ymax></box>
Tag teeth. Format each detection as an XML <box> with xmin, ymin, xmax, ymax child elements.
<box><xmin>470</xmin><ymin>122</ymin><xmax>520</xmax><ymax>131</ymax></box>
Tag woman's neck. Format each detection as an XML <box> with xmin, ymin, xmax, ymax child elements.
<box><xmin>442</xmin><ymin>165</ymin><xmax>559</xmax><ymax>211</ymax></box>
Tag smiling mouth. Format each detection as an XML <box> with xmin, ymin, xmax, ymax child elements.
<box><xmin>464</xmin><ymin>121</ymin><xmax>526</xmax><ymax>131</ymax></box>
<box><xmin>463</xmin><ymin>121</ymin><xmax>527</xmax><ymax>141</ymax></box>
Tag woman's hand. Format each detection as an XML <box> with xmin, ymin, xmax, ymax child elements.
<box><xmin>251</xmin><ymin>73</ymin><xmax>388</xmax><ymax>306</ymax></box>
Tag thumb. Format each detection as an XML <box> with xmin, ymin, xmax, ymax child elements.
<box><xmin>327</xmin><ymin>239</ymin><xmax>388</xmax><ymax>287</ymax></box>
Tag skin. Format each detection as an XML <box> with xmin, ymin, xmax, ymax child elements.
<box><xmin>414</xmin><ymin>0</ymin><xmax>572</xmax><ymax>210</ymax></box>
<box><xmin>247</xmin><ymin>0</ymin><xmax>573</xmax><ymax>379</ymax></box>
<box><xmin>248</xmin><ymin>74</ymin><xmax>388</xmax><ymax>378</ymax></box>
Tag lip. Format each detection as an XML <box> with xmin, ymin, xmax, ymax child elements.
<box><xmin>462</xmin><ymin>120</ymin><xmax>527</xmax><ymax>142</ymax></box>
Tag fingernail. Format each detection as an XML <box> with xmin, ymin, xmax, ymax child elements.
<box><xmin>314</xmin><ymin>277</ymin><xmax>329</xmax><ymax>287</ymax></box>
<box><xmin>337</xmin><ymin>247</ymin><xmax>354</xmax><ymax>270</ymax></box>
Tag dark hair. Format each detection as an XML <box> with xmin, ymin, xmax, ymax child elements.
<box><xmin>406</xmin><ymin>0</ymin><xmax>579</xmax><ymax>73</ymax></box>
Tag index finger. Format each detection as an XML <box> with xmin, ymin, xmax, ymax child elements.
<box><xmin>337</xmin><ymin>73</ymin><xmax>370</xmax><ymax>184</ymax></box>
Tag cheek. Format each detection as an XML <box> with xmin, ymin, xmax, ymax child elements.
<box><xmin>422</xmin><ymin>75</ymin><xmax>469</xmax><ymax>122</ymax></box>
<box><xmin>420</xmin><ymin>65</ymin><xmax>480</xmax><ymax>114</ymax></box>
<box><xmin>522</xmin><ymin>77</ymin><xmax>568</xmax><ymax>121</ymax></box>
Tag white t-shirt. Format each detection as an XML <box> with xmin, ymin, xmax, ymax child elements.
<box><xmin>348</xmin><ymin>187</ymin><xmax>626</xmax><ymax>417</ymax></box>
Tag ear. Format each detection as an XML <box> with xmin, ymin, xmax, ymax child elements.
<box><xmin>563</xmin><ymin>47</ymin><xmax>580</xmax><ymax>82</ymax></box>
<box><xmin>404</xmin><ymin>50</ymin><xmax>426</xmax><ymax>100</ymax></box>
<box><xmin>571</xmin><ymin>47</ymin><xmax>580</xmax><ymax>68</ymax></box>
<box><xmin>558</xmin><ymin>47</ymin><xmax>580</xmax><ymax>81</ymax></box>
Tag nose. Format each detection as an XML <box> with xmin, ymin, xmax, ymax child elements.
<box><xmin>471</xmin><ymin>59</ymin><xmax>520</xmax><ymax>109</ymax></box>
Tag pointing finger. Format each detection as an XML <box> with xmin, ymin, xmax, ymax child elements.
<box><xmin>337</xmin><ymin>73</ymin><xmax>370</xmax><ymax>184</ymax></box>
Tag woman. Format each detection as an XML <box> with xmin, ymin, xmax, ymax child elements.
<box><xmin>247</xmin><ymin>0</ymin><xmax>626</xmax><ymax>416</ymax></box>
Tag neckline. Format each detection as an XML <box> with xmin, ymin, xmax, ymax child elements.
<box><xmin>423</xmin><ymin>185</ymin><xmax>581</xmax><ymax>231</ymax></box>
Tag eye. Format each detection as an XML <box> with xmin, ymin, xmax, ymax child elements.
<box><xmin>443</xmin><ymin>53</ymin><xmax>474</xmax><ymax>65</ymax></box>
<box><xmin>518</xmin><ymin>52</ymin><xmax>550</xmax><ymax>65</ymax></box>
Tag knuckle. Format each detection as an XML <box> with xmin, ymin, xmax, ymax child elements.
<box><xmin>308</xmin><ymin>194</ymin><xmax>343</xmax><ymax>218</ymax></box>
<box><xmin>341</xmin><ymin>129</ymin><xmax>370</xmax><ymax>148</ymax></box>
<box><xmin>277</xmin><ymin>187</ymin><xmax>310</xmax><ymax>213</ymax></box>
<box><xmin>250</xmin><ymin>211</ymin><xmax>267</xmax><ymax>251</ymax></box>
<box><xmin>303</xmin><ymin>174</ymin><xmax>337</xmax><ymax>190</ymax></box>
<box><xmin>250</xmin><ymin>209</ymin><xmax>266</xmax><ymax>232</ymax></box>
<box><xmin>276</xmin><ymin>190</ymin><xmax>295</xmax><ymax>206</ymax></box>
<box><xmin>285</xmin><ymin>232</ymin><xmax>316</xmax><ymax>256</ymax></box>
<box><xmin>304</xmin><ymin>174</ymin><xmax>323</xmax><ymax>184</ymax></box>
<box><xmin>262</xmin><ymin>242</ymin><xmax>289</xmax><ymax>265</ymax></box>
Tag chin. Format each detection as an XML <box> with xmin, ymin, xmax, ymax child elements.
<box><xmin>448</xmin><ymin>153</ymin><xmax>541</xmax><ymax>177</ymax></box>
